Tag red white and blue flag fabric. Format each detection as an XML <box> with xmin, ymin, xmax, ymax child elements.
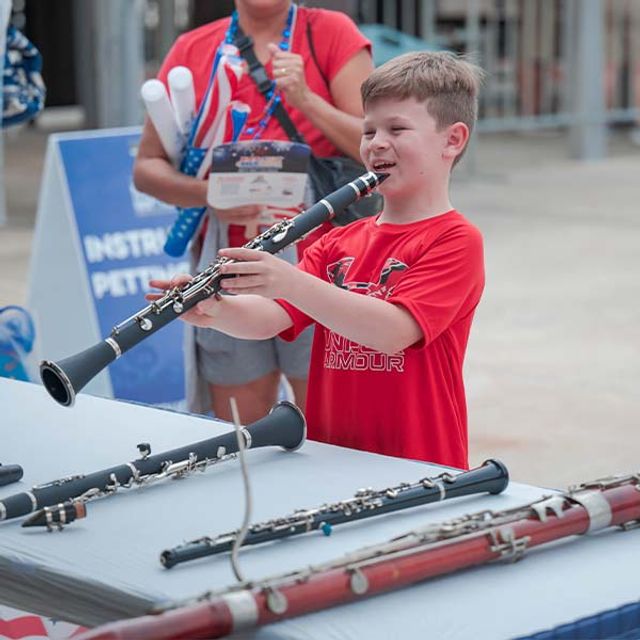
<box><xmin>0</xmin><ymin>604</ymin><xmax>86</xmax><ymax>639</ymax></box>
<box><xmin>163</xmin><ymin>47</ymin><xmax>246</xmax><ymax>257</ymax></box>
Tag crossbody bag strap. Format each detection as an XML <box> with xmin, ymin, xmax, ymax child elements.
<box><xmin>234</xmin><ymin>26</ymin><xmax>306</xmax><ymax>144</ymax></box>
<box><xmin>306</xmin><ymin>19</ymin><xmax>329</xmax><ymax>88</ymax></box>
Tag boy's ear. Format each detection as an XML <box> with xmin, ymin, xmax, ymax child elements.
<box><xmin>443</xmin><ymin>122</ymin><xmax>470</xmax><ymax>161</ymax></box>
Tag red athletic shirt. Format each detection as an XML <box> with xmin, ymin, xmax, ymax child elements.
<box><xmin>277</xmin><ymin>211</ymin><xmax>485</xmax><ymax>469</ymax></box>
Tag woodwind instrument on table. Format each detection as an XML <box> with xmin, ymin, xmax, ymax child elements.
<box><xmin>75</xmin><ymin>471</ymin><xmax>640</xmax><ymax>640</ymax></box>
<box><xmin>0</xmin><ymin>401</ymin><xmax>305</xmax><ymax>527</ymax></box>
<box><xmin>39</xmin><ymin>171</ymin><xmax>387</xmax><ymax>407</ymax></box>
<box><xmin>160</xmin><ymin>459</ymin><xmax>509</xmax><ymax>568</ymax></box>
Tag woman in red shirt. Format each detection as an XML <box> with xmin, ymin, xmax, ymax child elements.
<box><xmin>134</xmin><ymin>1</ymin><xmax>372</xmax><ymax>423</ymax></box>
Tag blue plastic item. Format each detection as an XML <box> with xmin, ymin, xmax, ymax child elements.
<box><xmin>358</xmin><ymin>24</ymin><xmax>438</xmax><ymax>67</ymax></box>
<box><xmin>0</xmin><ymin>305</ymin><xmax>36</xmax><ymax>381</ymax></box>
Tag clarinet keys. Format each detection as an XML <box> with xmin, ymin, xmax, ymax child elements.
<box><xmin>22</xmin><ymin>501</ymin><xmax>87</xmax><ymax>531</ymax></box>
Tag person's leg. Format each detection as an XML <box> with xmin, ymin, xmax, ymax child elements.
<box><xmin>196</xmin><ymin>327</ymin><xmax>281</xmax><ymax>423</ymax></box>
<box><xmin>208</xmin><ymin>371</ymin><xmax>280</xmax><ymax>424</ymax></box>
<box><xmin>286</xmin><ymin>376</ymin><xmax>308</xmax><ymax>409</ymax></box>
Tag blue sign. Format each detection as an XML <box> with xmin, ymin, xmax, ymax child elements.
<box><xmin>58</xmin><ymin>133</ymin><xmax>190</xmax><ymax>407</ymax></box>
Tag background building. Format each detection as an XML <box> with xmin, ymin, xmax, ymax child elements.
<box><xmin>9</xmin><ymin>0</ymin><xmax>640</xmax><ymax>157</ymax></box>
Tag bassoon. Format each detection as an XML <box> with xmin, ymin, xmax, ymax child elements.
<box><xmin>76</xmin><ymin>471</ymin><xmax>640</xmax><ymax>640</ymax></box>
<box><xmin>39</xmin><ymin>172</ymin><xmax>387</xmax><ymax>407</ymax></box>
<box><xmin>160</xmin><ymin>458</ymin><xmax>509</xmax><ymax>568</ymax></box>
<box><xmin>0</xmin><ymin>401</ymin><xmax>305</xmax><ymax>526</ymax></box>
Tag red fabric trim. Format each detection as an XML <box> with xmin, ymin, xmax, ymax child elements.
<box><xmin>0</xmin><ymin>615</ymin><xmax>48</xmax><ymax>639</ymax></box>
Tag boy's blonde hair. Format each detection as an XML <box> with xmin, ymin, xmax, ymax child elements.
<box><xmin>361</xmin><ymin>51</ymin><xmax>484</xmax><ymax>165</ymax></box>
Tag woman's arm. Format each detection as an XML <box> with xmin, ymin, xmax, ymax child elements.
<box><xmin>133</xmin><ymin>118</ymin><xmax>208</xmax><ymax>208</ymax></box>
<box><xmin>133</xmin><ymin>118</ymin><xmax>262</xmax><ymax>223</ymax></box>
<box><xmin>271</xmin><ymin>46</ymin><xmax>373</xmax><ymax>160</ymax></box>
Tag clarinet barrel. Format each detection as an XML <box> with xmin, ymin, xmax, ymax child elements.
<box><xmin>40</xmin><ymin>171</ymin><xmax>387</xmax><ymax>407</ymax></box>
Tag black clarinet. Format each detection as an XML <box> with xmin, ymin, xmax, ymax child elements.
<box><xmin>40</xmin><ymin>172</ymin><xmax>387</xmax><ymax>407</ymax></box>
<box><xmin>160</xmin><ymin>459</ymin><xmax>508</xmax><ymax>569</ymax></box>
<box><xmin>0</xmin><ymin>401</ymin><xmax>305</xmax><ymax>524</ymax></box>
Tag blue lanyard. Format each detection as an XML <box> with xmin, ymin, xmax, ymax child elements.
<box><xmin>225</xmin><ymin>4</ymin><xmax>296</xmax><ymax>139</ymax></box>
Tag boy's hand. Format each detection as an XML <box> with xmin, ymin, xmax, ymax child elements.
<box><xmin>218</xmin><ymin>247</ymin><xmax>300</xmax><ymax>299</ymax></box>
<box><xmin>147</xmin><ymin>274</ymin><xmax>220</xmax><ymax>328</ymax></box>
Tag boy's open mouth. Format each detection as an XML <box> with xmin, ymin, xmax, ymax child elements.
<box><xmin>372</xmin><ymin>161</ymin><xmax>396</xmax><ymax>171</ymax></box>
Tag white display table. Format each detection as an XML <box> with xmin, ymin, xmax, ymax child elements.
<box><xmin>1</xmin><ymin>378</ymin><xmax>637</xmax><ymax>639</ymax></box>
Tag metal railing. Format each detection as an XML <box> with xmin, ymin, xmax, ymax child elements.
<box><xmin>356</xmin><ymin>0</ymin><xmax>640</xmax><ymax>159</ymax></box>
<box><xmin>135</xmin><ymin>0</ymin><xmax>640</xmax><ymax>159</ymax></box>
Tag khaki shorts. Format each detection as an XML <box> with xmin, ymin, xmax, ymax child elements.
<box><xmin>195</xmin><ymin>325</ymin><xmax>314</xmax><ymax>386</ymax></box>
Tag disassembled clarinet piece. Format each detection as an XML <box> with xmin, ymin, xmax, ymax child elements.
<box><xmin>0</xmin><ymin>402</ymin><xmax>306</xmax><ymax>526</ymax></box>
<box><xmin>160</xmin><ymin>459</ymin><xmax>509</xmax><ymax>568</ymax></box>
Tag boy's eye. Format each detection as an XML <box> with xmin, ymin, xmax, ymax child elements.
<box><xmin>363</xmin><ymin>130</ymin><xmax>375</xmax><ymax>137</ymax></box>
<box><xmin>391</xmin><ymin>126</ymin><xmax>407</xmax><ymax>133</ymax></box>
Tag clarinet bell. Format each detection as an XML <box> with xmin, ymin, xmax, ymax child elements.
<box><xmin>40</xmin><ymin>340</ymin><xmax>119</xmax><ymax>406</ymax></box>
<box><xmin>246</xmin><ymin>401</ymin><xmax>307</xmax><ymax>452</ymax></box>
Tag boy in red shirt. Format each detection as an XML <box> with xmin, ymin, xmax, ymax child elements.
<box><xmin>151</xmin><ymin>51</ymin><xmax>485</xmax><ymax>469</ymax></box>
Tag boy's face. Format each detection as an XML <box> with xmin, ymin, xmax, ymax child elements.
<box><xmin>360</xmin><ymin>97</ymin><xmax>454</xmax><ymax>197</ymax></box>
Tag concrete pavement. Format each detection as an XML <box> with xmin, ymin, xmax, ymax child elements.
<box><xmin>457</xmin><ymin>151</ymin><xmax>640</xmax><ymax>488</ymax></box>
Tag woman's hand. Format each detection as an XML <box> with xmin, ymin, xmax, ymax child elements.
<box><xmin>269</xmin><ymin>43</ymin><xmax>311</xmax><ymax>111</ymax></box>
<box><xmin>217</xmin><ymin>247</ymin><xmax>302</xmax><ymax>299</ymax></box>
<box><xmin>146</xmin><ymin>274</ymin><xmax>220</xmax><ymax>328</ymax></box>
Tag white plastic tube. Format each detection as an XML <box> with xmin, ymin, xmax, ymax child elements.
<box><xmin>167</xmin><ymin>66</ymin><xmax>195</xmax><ymax>138</ymax></box>
<box><xmin>140</xmin><ymin>79</ymin><xmax>183</xmax><ymax>164</ymax></box>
